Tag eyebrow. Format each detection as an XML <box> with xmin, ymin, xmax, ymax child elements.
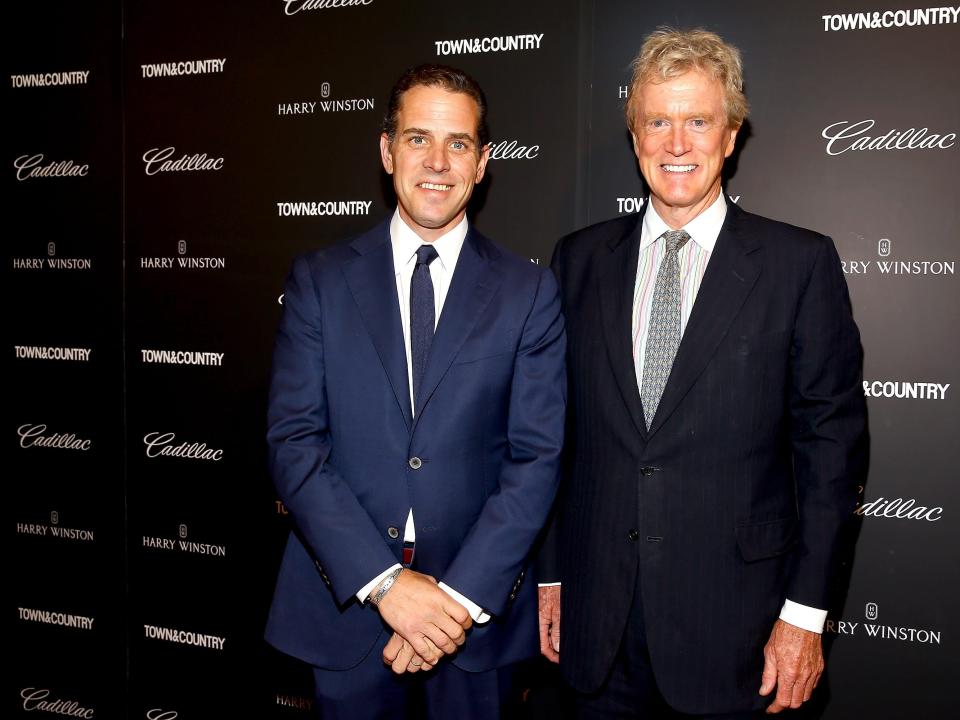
<box><xmin>400</xmin><ymin>128</ymin><xmax>476</xmax><ymax>143</ymax></box>
<box><xmin>643</xmin><ymin>112</ymin><xmax>718</xmax><ymax>122</ymax></box>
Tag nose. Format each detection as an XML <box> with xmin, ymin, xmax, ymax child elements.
<box><xmin>668</xmin><ymin>125</ymin><xmax>689</xmax><ymax>156</ymax></box>
<box><xmin>424</xmin><ymin>143</ymin><xmax>450</xmax><ymax>173</ymax></box>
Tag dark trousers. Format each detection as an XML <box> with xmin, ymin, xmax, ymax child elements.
<box><xmin>312</xmin><ymin>634</ymin><xmax>515</xmax><ymax>720</ymax></box>
<box><xmin>575</xmin><ymin>569</ymin><xmax>761</xmax><ymax>720</ymax></box>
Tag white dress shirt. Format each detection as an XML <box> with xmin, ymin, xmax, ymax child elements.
<box><xmin>355</xmin><ymin>209</ymin><xmax>490</xmax><ymax>623</ymax></box>
<box><xmin>543</xmin><ymin>192</ymin><xmax>827</xmax><ymax>634</ymax></box>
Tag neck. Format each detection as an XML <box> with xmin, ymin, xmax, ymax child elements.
<box><xmin>398</xmin><ymin>207</ymin><xmax>465</xmax><ymax>243</ymax></box>
<box><xmin>650</xmin><ymin>184</ymin><xmax>721</xmax><ymax>230</ymax></box>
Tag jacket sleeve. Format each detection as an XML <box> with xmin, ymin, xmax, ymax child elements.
<box><xmin>786</xmin><ymin>236</ymin><xmax>868</xmax><ymax>609</ymax></box>
<box><xmin>440</xmin><ymin>267</ymin><xmax>567</xmax><ymax>615</ymax></box>
<box><xmin>267</xmin><ymin>255</ymin><xmax>397</xmax><ymax>606</ymax></box>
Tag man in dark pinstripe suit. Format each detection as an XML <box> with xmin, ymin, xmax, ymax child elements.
<box><xmin>538</xmin><ymin>28</ymin><xmax>867</xmax><ymax>718</ymax></box>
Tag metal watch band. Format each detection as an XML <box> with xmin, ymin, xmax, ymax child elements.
<box><xmin>370</xmin><ymin>567</ymin><xmax>403</xmax><ymax>607</ymax></box>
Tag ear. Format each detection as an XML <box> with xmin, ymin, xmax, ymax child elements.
<box><xmin>379</xmin><ymin>133</ymin><xmax>394</xmax><ymax>174</ymax></box>
<box><xmin>474</xmin><ymin>143</ymin><xmax>491</xmax><ymax>184</ymax></box>
<box><xmin>723</xmin><ymin>125</ymin><xmax>739</xmax><ymax>159</ymax></box>
<box><xmin>630</xmin><ymin>129</ymin><xmax>642</xmax><ymax>160</ymax></box>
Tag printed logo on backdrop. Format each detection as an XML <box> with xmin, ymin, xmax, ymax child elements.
<box><xmin>18</xmin><ymin>606</ymin><xmax>94</xmax><ymax>631</ymax></box>
<box><xmin>855</xmin><ymin>484</ymin><xmax>944</xmax><ymax>522</ymax></box>
<box><xmin>13</xmin><ymin>345</ymin><xmax>91</xmax><ymax>361</ymax></box>
<box><xmin>14</xmin><ymin>154</ymin><xmax>89</xmax><ymax>180</ymax></box>
<box><xmin>863</xmin><ymin>380</ymin><xmax>950</xmax><ymax>400</ymax></box>
<box><xmin>283</xmin><ymin>0</ymin><xmax>373</xmax><ymax>16</ymax></box>
<box><xmin>487</xmin><ymin>140</ymin><xmax>540</xmax><ymax>160</ymax></box>
<box><xmin>842</xmin><ymin>236</ymin><xmax>955</xmax><ymax>276</ymax></box>
<box><xmin>21</xmin><ymin>688</ymin><xmax>95</xmax><ymax>719</ymax></box>
<box><xmin>141</xmin><ymin>58</ymin><xmax>226</xmax><ymax>79</ymax></box>
<box><xmin>140</xmin><ymin>239</ymin><xmax>225</xmax><ymax>270</ymax></box>
<box><xmin>822</xmin><ymin>7</ymin><xmax>959</xmax><ymax>32</ymax></box>
<box><xmin>143</xmin><ymin>523</ymin><xmax>227</xmax><ymax>557</ymax></box>
<box><xmin>141</xmin><ymin>349</ymin><xmax>224</xmax><ymax>367</ymax></box>
<box><xmin>143</xmin><ymin>432</ymin><xmax>223</xmax><ymax>461</ymax></box>
<box><xmin>277</xmin><ymin>200</ymin><xmax>372</xmax><ymax>217</ymax></box>
<box><xmin>10</xmin><ymin>70</ymin><xmax>90</xmax><ymax>88</ymax></box>
<box><xmin>825</xmin><ymin>601</ymin><xmax>942</xmax><ymax>645</ymax></box>
<box><xmin>142</xmin><ymin>147</ymin><xmax>224</xmax><ymax>176</ymax></box>
<box><xmin>276</xmin><ymin>694</ymin><xmax>314</xmax><ymax>712</ymax></box>
<box><xmin>17</xmin><ymin>423</ymin><xmax>92</xmax><ymax>451</ymax></box>
<box><xmin>278</xmin><ymin>82</ymin><xmax>375</xmax><ymax>115</ymax></box>
<box><xmin>822</xmin><ymin>120</ymin><xmax>956</xmax><ymax>155</ymax></box>
<box><xmin>143</xmin><ymin>623</ymin><xmax>226</xmax><ymax>650</ymax></box>
<box><xmin>615</xmin><ymin>194</ymin><xmax>741</xmax><ymax>215</ymax></box>
<box><xmin>16</xmin><ymin>511</ymin><xmax>95</xmax><ymax>542</ymax></box>
<box><xmin>11</xmin><ymin>242</ymin><xmax>92</xmax><ymax>271</ymax></box>
<box><xmin>435</xmin><ymin>33</ymin><xmax>543</xmax><ymax>56</ymax></box>
<box><xmin>146</xmin><ymin>710</ymin><xmax>179</xmax><ymax>720</ymax></box>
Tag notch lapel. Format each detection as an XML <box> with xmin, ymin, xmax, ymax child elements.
<box><xmin>646</xmin><ymin>205</ymin><xmax>761</xmax><ymax>437</ymax></box>
<box><xmin>341</xmin><ymin>222</ymin><xmax>413</xmax><ymax>430</ymax></box>
<box><xmin>598</xmin><ymin>214</ymin><xmax>649</xmax><ymax>439</ymax></box>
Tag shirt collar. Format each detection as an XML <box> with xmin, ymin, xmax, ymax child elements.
<box><xmin>390</xmin><ymin>208</ymin><xmax>468</xmax><ymax>275</ymax></box>
<box><xmin>641</xmin><ymin>191</ymin><xmax>727</xmax><ymax>254</ymax></box>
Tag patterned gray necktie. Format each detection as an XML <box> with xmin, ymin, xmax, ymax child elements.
<box><xmin>640</xmin><ymin>229</ymin><xmax>691</xmax><ymax>429</ymax></box>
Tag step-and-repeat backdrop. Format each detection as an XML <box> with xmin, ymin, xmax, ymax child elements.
<box><xmin>9</xmin><ymin>1</ymin><xmax>957</xmax><ymax>717</ymax></box>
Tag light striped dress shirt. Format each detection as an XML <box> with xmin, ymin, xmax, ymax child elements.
<box><xmin>632</xmin><ymin>193</ymin><xmax>724</xmax><ymax>392</ymax></box>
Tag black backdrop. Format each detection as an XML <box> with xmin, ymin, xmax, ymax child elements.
<box><xmin>9</xmin><ymin>1</ymin><xmax>958</xmax><ymax>717</ymax></box>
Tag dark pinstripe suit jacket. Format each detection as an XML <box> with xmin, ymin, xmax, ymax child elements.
<box><xmin>545</xmin><ymin>201</ymin><xmax>867</xmax><ymax>714</ymax></box>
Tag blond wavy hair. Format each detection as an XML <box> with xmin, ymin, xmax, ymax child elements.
<box><xmin>625</xmin><ymin>27</ymin><xmax>749</xmax><ymax>131</ymax></box>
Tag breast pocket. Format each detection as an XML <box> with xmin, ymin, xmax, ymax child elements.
<box><xmin>728</xmin><ymin>329</ymin><xmax>792</xmax><ymax>358</ymax></box>
<box><xmin>453</xmin><ymin>329</ymin><xmax>518</xmax><ymax>365</ymax></box>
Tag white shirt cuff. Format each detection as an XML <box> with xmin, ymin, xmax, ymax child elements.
<box><xmin>439</xmin><ymin>582</ymin><xmax>491</xmax><ymax>624</ymax></box>
<box><xmin>779</xmin><ymin>599</ymin><xmax>827</xmax><ymax>634</ymax></box>
<box><xmin>538</xmin><ymin>582</ymin><xmax>561</xmax><ymax>587</ymax></box>
<box><xmin>356</xmin><ymin>564</ymin><xmax>402</xmax><ymax>603</ymax></box>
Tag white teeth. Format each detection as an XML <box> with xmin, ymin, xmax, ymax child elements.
<box><xmin>420</xmin><ymin>182</ymin><xmax>452</xmax><ymax>191</ymax></box>
<box><xmin>662</xmin><ymin>164</ymin><xmax>696</xmax><ymax>173</ymax></box>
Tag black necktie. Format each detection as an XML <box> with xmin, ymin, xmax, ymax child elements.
<box><xmin>410</xmin><ymin>244</ymin><xmax>439</xmax><ymax>413</ymax></box>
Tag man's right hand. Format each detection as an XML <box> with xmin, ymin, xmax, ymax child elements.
<box><xmin>374</xmin><ymin>569</ymin><xmax>472</xmax><ymax>666</ymax></box>
<box><xmin>538</xmin><ymin>585</ymin><xmax>561</xmax><ymax>663</ymax></box>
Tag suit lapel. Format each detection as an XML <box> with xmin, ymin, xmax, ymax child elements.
<box><xmin>411</xmin><ymin>228</ymin><xmax>502</xmax><ymax>435</ymax></box>
<box><xmin>598</xmin><ymin>213</ymin><xmax>649</xmax><ymax>439</ymax></box>
<box><xmin>647</xmin><ymin>203</ymin><xmax>761</xmax><ymax>437</ymax></box>
<box><xmin>342</xmin><ymin>220</ymin><xmax>413</xmax><ymax>430</ymax></box>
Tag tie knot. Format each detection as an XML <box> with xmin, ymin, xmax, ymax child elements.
<box><xmin>416</xmin><ymin>244</ymin><xmax>439</xmax><ymax>266</ymax></box>
<box><xmin>662</xmin><ymin>229</ymin><xmax>691</xmax><ymax>254</ymax></box>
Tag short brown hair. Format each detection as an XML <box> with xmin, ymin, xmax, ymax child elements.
<box><xmin>625</xmin><ymin>28</ymin><xmax>749</xmax><ymax>131</ymax></box>
<box><xmin>381</xmin><ymin>63</ymin><xmax>489</xmax><ymax>149</ymax></box>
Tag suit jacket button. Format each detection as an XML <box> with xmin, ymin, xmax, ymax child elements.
<box><xmin>628</xmin><ymin>529</ymin><xmax>639</xmax><ymax>541</ymax></box>
<box><xmin>387</xmin><ymin>526</ymin><xmax>400</xmax><ymax>539</ymax></box>
<box><xmin>640</xmin><ymin>466</ymin><xmax>658</xmax><ymax>476</ymax></box>
<box><xmin>408</xmin><ymin>457</ymin><xmax>422</xmax><ymax>470</ymax></box>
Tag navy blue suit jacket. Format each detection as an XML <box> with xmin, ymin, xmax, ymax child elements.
<box><xmin>265</xmin><ymin>219</ymin><xmax>566</xmax><ymax>672</ymax></box>
<box><xmin>546</xmin><ymin>202</ymin><xmax>868</xmax><ymax>713</ymax></box>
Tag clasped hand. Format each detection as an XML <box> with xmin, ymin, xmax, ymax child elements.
<box><xmin>374</xmin><ymin>570</ymin><xmax>472</xmax><ymax>674</ymax></box>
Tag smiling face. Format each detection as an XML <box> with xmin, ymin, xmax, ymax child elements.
<box><xmin>630</xmin><ymin>69</ymin><xmax>739</xmax><ymax>228</ymax></box>
<box><xmin>379</xmin><ymin>84</ymin><xmax>489</xmax><ymax>242</ymax></box>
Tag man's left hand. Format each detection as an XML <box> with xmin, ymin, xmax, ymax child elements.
<box><xmin>382</xmin><ymin>631</ymin><xmax>437</xmax><ymax>674</ymax></box>
<box><xmin>759</xmin><ymin>619</ymin><xmax>824</xmax><ymax>713</ymax></box>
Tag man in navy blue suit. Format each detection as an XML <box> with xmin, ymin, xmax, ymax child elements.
<box><xmin>265</xmin><ymin>64</ymin><xmax>566</xmax><ymax>719</ymax></box>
